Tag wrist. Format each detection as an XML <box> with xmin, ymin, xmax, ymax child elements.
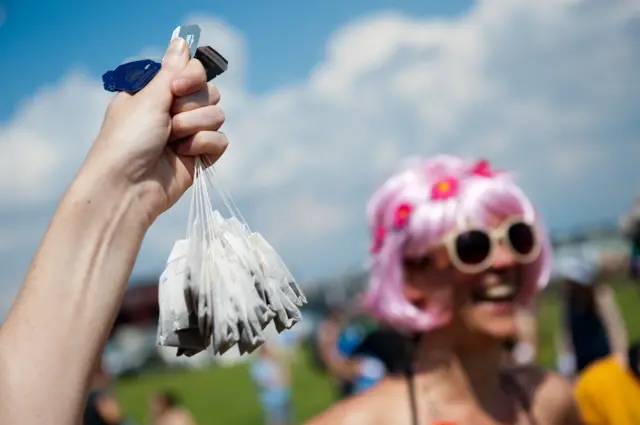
<box><xmin>69</xmin><ymin>163</ymin><xmax>154</xmax><ymax>232</ymax></box>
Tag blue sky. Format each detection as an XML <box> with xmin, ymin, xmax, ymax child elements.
<box><xmin>0</xmin><ymin>0</ymin><xmax>471</xmax><ymax>120</ymax></box>
<box><xmin>0</xmin><ymin>0</ymin><xmax>638</xmax><ymax>316</ymax></box>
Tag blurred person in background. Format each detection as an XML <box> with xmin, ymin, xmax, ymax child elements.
<box><xmin>555</xmin><ymin>256</ymin><xmax>628</xmax><ymax>380</ymax></box>
<box><xmin>316</xmin><ymin>305</ymin><xmax>408</xmax><ymax>399</ymax></box>
<box><xmin>83</xmin><ymin>361</ymin><xmax>125</xmax><ymax>425</ymax></box>
<box><xmin>314</xmin><ymin>306</ymin><xmax>367</xmax><ymax>399</ymax></box>
<box><xmin>335</xmin><ymin>318</ymin><xmax>409</xmax><ymax>397</ymax></box>
<box><xmin>345</xmin><ymin>324</ymin><xmax>410</xmax><ymax>381</ymax></box>
<box><xmin>313</xmin><ymin>307</ymin><xmax>344</xmax><ymax>388</ymax></box>
<box><xmin>573</xmin><ymin>339</ymin><xmax>640</xmax><ymax>424</ymax></box>
<box><xmin>250</xmin><ymin>343</ymin><xmax>293</xmax><ymax>425</ymax></box>
<box><xmin>276</xmin><ymin>327</ymin><xmax>299</xmax><ymax>359</ymax></box>
<box><xmin>148</xmin><ymin>391</ymin><xmax>195</xmax><ymax>425</ymax></box>
<box><xmin>620</xmin><ymin>195</ymin><xmax>640</xmax><ymax>283</ymax></box>
<box><xmin>334</xmin><ymin>313</ymin><xmax>378</xmax><ymax>397</ymax></box>
<box><xmin>307</xmin><ymin>155</ymin><xmax>581</xmax><ymax>425</ymax></box>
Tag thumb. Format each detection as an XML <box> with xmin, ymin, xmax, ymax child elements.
<box><xmin>139</xmin><ymin>38</ymin><xmax>190</xmax><ymax>109</ymax></box>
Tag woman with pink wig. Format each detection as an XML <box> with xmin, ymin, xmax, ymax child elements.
<box><xmin>306</xmin><ymin>155</ymin><xmax>582</xmax><ymax>425</ymax></box>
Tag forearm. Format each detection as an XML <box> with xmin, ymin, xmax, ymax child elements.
<box><xmin>0</xmin><ymin>169</ymin><xmax>149</xmax><ymax>425</ymax></box>
<box><xmin>326</xmin><ymin>351</ymin><xmax>361</xmax><ymax>381</ymax></box>
<box><xmin>596</xmin><ymin>286</ymin><xmax>628</xmax><ymax>355</ymax></box>
<box><xmin>606</xmin><ymin>317</ymin><xmax>628</xmax><ymax>355</ymax></box>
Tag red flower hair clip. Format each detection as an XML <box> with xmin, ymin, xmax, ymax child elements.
<box><xmin>471</xmin><ymin>159</ymin><xmax>494</xmax><ymax>177</ymax></box>
<box><xmin>393</xmin><ymin>202</ymin><xmax>413</xmax><ymax>230</ymax></box>
<box><xmin>370</xmin><ymin>225</ymin><xmax>386</xmax><ymax>253</ymax></box>
<box><xmin>430</xmin><ymin>177</ymin><xmax>459</xmax><ymax>201</ymax></box>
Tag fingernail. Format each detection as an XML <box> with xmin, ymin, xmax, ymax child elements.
<box><xmin>166</xmin><ymin>38</ymin><xmax>187</xmax><ymax>59</ymax></box>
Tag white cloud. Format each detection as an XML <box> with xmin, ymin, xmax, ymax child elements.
<box><xmin>1</xmin><ymin>0</ymin><xmax>639</xmax><ymax>316</ymax></box>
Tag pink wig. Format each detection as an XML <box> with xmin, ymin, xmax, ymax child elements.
<box><xmin>363</xmin><ymin>155</ymin><xmax>552</xmax><ymax>333</ymax></box>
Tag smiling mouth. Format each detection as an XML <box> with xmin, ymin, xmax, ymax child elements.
<box><xmin>471</xmin><ymin>281</ymin><xmax>518</xmax><ymax>303</ymax></box>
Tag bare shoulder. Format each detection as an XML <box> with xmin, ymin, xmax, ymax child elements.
<box><xmin>305</xmin><ymin>381</ymin><xmax>401</xmax><ymax>425</ymax></box>
<box><xmin>507</xmin><ymin>365</ymin><xmax>583</xmax><ymax>425</ymax></box>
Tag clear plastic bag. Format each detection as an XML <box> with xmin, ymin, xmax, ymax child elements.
<box><xmin>156</xmin><ymin>157</ymin><xmax>306</xmax><ymax>357</ymax></box>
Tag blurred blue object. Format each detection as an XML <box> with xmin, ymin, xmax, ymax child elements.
<box><xmin>353</xmin><ymin>356</ymin><xmax>386</xmax><ymax>393</ymax></box>
<box><xmin>336</xmin><ymin>323</ymin><xmax>388</xmax><ymax>395</ymax></box>
<box><xmin>337</xmin><ymin>323</ymin><xmax>366</xmax><ymax>356</ymax></box>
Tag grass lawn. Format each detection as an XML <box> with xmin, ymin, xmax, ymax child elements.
<box><xmin>115</xmin><ymin>282</ymin><xmax>640</xmax><ymax>424</ymax></box>
<box><xmin>115</xmin><ymin>349</ymin><xmax>334</xmax><ymax>425</ymax></box>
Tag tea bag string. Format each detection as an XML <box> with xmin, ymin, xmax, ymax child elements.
<box><xmin>201</xmin><ymin>156</ymin><xmax>251</xmax><ymax>233</ymax></box>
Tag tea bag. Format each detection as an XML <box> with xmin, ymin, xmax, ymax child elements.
<box><xmin>157</xmin><ymin>239</ymin><xmax>207</xmax><ymax>352</ymax></box>
<box><xmin>207</xmin><ymin>166</ymin><xmax>307</xmax><ymax>332</ymax></box>
<box><xmin>157</xmin><ymin>156</ymin><xmax>307</xmax><ymax>357</ymax></box>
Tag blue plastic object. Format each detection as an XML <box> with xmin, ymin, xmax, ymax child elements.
<box><xmin>337</xmin><ymin>324</ymin><xmax>366</xmax><ymax>356</ymax></box>
<box><xmin>102</xmin><ymin>59</ymin><xmax>161</xmax><ymax>93</ymax></box>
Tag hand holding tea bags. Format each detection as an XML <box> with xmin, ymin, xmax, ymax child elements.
<box><xmin>107</xmin><ymin>23</ymin><xmax>307</xmax><ymax>357</ymax></box>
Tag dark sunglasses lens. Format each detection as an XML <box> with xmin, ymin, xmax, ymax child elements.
<box><xmin>455</xmin><ymin>231</ymin><xmax>491</xmax><ymax>265</ymax></box>
<box><xmin>507</xmin><ymin>222</ymin><xmax>536</xmax><ymax>256</ymax></box>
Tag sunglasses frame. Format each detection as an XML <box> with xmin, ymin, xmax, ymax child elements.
<box><xmin>436</xmin><ymin>216</ymin><xmax>542</xmax><ymax>274</ymax></box>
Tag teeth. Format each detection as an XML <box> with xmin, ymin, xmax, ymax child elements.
<box><xmin>483</xmin><ymin>285</ymin><xmax>515</xmax><ymax>299</ymax></box>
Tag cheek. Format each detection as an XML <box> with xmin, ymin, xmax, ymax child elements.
<box><xmin>403</xmin><ymin>270</ymin><xmax>457</xmax><ymax>309</ymax></box>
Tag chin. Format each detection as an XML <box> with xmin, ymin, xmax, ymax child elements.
<box><xmin>478</xmin><ymin>323</ymin><xmax>518</xmax><ymax>341</ymax></box>
<box><xmin>468</xmin><ymin>305</ymin><xmax>519</xmax><ymax>340</ymax></box>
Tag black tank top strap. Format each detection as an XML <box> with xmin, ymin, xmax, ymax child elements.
<box><xmin>499</xmin><ymin>369</ymin><xmax>537</xmax><ymax>425</ymax></box>
<box><xmin>405</xmin><ymin>334</ymin><xmax>421</xmax><ymax>425</ymax></box>
<box><xmin>406</xmin><ymin>366</ymin><xmax>418</xmax><ymax>425</ymax></box>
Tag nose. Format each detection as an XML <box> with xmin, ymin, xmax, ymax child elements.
<box><xmin>492</xmin><ymin>243</ymin><xmax>517</xmax><ymax>270</ymax></box>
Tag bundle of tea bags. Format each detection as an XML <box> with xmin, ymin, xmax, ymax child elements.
<box><xmin>157</xmin><ymin>157</ymin><xmax>307</xmax><ymax>356</ymax></box>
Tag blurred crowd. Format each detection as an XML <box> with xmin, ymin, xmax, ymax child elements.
<box><xmin>84</xmin><ymin>362</ymin><xmax>197</xmax><ymax>425</ymax></box>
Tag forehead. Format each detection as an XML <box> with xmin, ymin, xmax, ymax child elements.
<box><xmin>481</xmin><ymin>212</ymin><xmax>516</xmax><ymax>229</ymax></box>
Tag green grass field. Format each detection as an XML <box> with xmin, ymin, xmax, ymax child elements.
<box><xmin>115</xmin><ymin>282</ymin><xmax>640</xmax><ymax>425</ymax></box>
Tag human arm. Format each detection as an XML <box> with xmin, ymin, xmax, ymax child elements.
<box><xmin>594</xmin><ymin>284</ymin><xmax>628</xmax><ymax>365</ymax></box>
<box><xmin>322</xmin><ymin>353</ymin><xmax>366</xmax><ymax>382</ymax></box>
<box><xmin>317</xmin><ymin>322</ymin><xmax>363</xmax><ymax>382</ymax></box>
<box><xmin>0</xmin><ymin>162</ymin><xmax>149</xmax><ymax>425</ymax></box>
<box><xmin>533</xmin><ymin>371</ymin><xmax>585</xmax><ymax>425</ymax></box>
<box><xmin>0</xmin><ymin>38</ymin><xmax>227</xmax><ymax>425</ymax></box>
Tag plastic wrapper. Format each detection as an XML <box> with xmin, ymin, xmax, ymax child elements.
<box><xmin>156</xmin><ymin>157</ymin><xmax>306</xmax><ymax>356</ymax></box>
